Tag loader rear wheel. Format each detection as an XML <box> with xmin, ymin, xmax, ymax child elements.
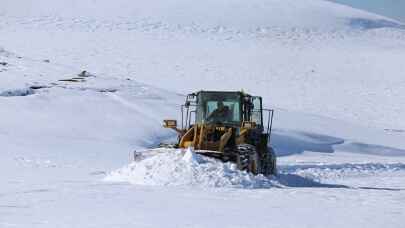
<box><xmin>236</xmin><ymin>144</ymin><xmax>260</xmax><ymax>174</ymax></box>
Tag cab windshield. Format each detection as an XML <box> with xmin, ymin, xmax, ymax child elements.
<box><xmin>196</xmin><ymin>92</ymin><xmax>241</xmax><ymax>125</ymax></box>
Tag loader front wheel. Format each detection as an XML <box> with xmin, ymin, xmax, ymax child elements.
<box><xmin>236</xmin><ymin>144</ymin><xmax>260</xmax><ymax>174</ymax></box>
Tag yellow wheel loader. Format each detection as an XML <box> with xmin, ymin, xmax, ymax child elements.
<box><xmin>163</xmin><ymin>91</ymin><xmax>277</xmax><ymax>175</ymax></box>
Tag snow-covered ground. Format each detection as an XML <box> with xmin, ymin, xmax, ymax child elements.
<box><xmin>1</xmin><ymin>0</ymin><xmax>405</xmax><ymax>227</ymax></box>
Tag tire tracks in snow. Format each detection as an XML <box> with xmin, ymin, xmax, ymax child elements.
<box><xmin>279</xmin><ymin>162</ymin><xmax>405</xmax><ymax>181</ymax></box>
<box><xmin>105</xmin><ymin>92</ymin><xmax>162</xmax><ymax>124</ymax></box>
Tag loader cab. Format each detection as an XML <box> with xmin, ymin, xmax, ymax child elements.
<box><xmin>196</xmin><ymin>91</ymin><xmax>242</xmax><ymax>126</ymax></box>
<box><xmin>186</xmin><ymin>91</ymin><xmax>264</xmax><ymax>130</ymax></box>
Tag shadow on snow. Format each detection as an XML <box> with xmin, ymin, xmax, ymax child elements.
<box><xmin>349</xmin><ymin>18</ymin><xmax>405</xmax><ymax>30</ymax></box>
<box><xmin>271</xmin><ymin>129</ymin><xmax>405</xmax><ymax>157</ymax></box>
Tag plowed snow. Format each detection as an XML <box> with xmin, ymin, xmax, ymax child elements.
<box><xmin>105</xmin><ymin>148</ymin><xmax>277</xmax><ymax>188</ymax></box>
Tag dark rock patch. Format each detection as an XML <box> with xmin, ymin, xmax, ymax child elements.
<box><xmin>78</xmin><ymin>70</ymin><xmax>96</xmax><ymax>77</ymax></box>
<box><xmin>29</xmin><ymin>85</ymin><xmax>50</xmax><ymax>90</ymax></box>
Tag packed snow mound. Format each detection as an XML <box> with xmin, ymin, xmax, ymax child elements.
<box><xmin>105</xmin><ymin>148</ymin><xmax>276</xmax><ymax>189</ymax></box>
<box><xmin>0</xmin><ymin>87</ymin><xmax>35</xmax><ymax>97</ymax></box>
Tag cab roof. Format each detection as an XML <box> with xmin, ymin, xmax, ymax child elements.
<box><xmin>190</xmin><ymin>90</ymin><xmax>253</xmax><ymax>97</ymax></box>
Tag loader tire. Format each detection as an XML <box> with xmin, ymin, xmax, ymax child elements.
<box><xmin>236</xmin><ymin>144</ymin><xmax>260</xmax><ymax>175</ymax></box>
<box><xmin>261</xmin><ymin>147</ymin><xmax>277</xmax><ymax>176</ymax></box>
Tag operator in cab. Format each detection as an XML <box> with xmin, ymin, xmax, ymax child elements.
<box><xmin>207</xmin><ymin>101</ymin><xmax>232</xmax><ymax>122</ymax></box>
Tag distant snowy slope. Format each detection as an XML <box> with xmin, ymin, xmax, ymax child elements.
<box><xmin>1</xmin><ymin>0</ymin><xmax>401</xmax><ymax>30</ymax></box>
<box><xmin>330</xmin><ymin>0</ymin><xmax>405</xmax><ymax>23</ymax></box>
<box><xmin>1</xmin><ymin>0</ymin><xmax>404</xmax><ymax>130</ymax></box>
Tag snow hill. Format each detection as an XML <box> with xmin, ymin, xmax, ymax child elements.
<box><xmin>2</xmin><ymin>0</ymin><xmax>405</xmax><ymax>129</ymax></box>
<box><xmin>330</xmin><ymin>0</ymin><xmax>405</xmax><ymax>22</ymax></box>
<box><xmin>1</xmin><ymin>0</ymin><xmax>405</xmax><ymax>227</ymax></box>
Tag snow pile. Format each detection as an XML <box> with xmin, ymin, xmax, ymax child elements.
<box><xmin>105</xmin><ymin>148</ymin><xmax>276</xmax><ymax>189</ymax></box>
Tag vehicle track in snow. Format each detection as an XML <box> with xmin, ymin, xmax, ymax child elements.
<box><xmin>281</xmin><ymin>162</ymin><xmax>405</xmax><ymax>172</ymax></box>
<box><xmin>279</xmin><ymin>162</ymin><xmax>405</xmax><ymax>182</ymax></box>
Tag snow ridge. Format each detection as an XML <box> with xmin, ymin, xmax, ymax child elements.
<box><xmin>0</xmin><ymin>87</ymin><xmax>35</xmax><ymax>97</ymax></box>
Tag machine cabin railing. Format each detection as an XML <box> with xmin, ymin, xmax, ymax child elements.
<box><xmin>263</xmin><ymin>109</ymin><xmax>275</xmax><ymax>144</ymax></box>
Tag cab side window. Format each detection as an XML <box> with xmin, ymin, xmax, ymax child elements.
<box><xmin>251</xmin><ymin>97</ymin><xmax>262</xmax><ymax>126</ymax></box>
